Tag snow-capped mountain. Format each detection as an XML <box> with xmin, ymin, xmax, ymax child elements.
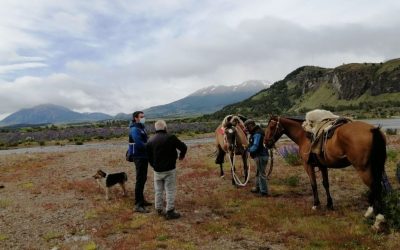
<box><xmin>144</xmin><ymin>80</ymin><xmax>270</xmax><ymax>118</ymax></box>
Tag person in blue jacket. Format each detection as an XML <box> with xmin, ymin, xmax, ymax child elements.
<box><xmin>130</xmin><ymin>111</ymin><xmax>152</xmax><ymax>213</ymax></box>
<box><xmin>244</xmin><ymin>119</ymin><xmax>269</xmax><ymax>197</ymax></box>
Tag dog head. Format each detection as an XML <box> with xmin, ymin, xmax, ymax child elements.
<box><xmin>93</xmin><ymin>169</ymin><xmax>107</xmax><ymax>179</ymax></box>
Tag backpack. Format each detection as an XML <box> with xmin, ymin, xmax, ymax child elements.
<box><xmin>125</xmin><ymin>134</ymin><xmax>134</xmax><ymax>162</ymax></box>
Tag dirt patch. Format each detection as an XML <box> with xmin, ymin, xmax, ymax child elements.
<box><xmin>1</xmin><ymin>136</ymin><xmax>400</xmax><ymax>249</ymax></box>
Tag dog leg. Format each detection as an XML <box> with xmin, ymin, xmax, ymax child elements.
<box><xmin>106</xmin><ymin>188</ymin><xmax>110</xmax><ymax>200</ymax></box>
<box><xmin>120</xmin><ymin>183</ymin><xmax>127</xmax><ymax>197</ymax></box>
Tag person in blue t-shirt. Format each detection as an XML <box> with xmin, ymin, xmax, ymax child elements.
<box><xmin>129</xmin><ymin>111</ymin><xmax>152</xmax><ymax>213</ymax></box>
<box><xmin>244</xmin><ymin>119</ymin><xmax>270</xmax><ymax>197</ymax></box>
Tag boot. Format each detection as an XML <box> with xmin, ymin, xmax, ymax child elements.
<box><xmin>165</xmin><ymin>209</ymin><xmax>181</xmax><ymax>220</ymax></box>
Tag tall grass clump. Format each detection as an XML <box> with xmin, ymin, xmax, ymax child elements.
<box><xmin>383</xmin><ymin>190</ymin><xmax>400</xmax><ymax>230</ymax></box>
<box><xmin>277</xmin><ymin>144</ymin><xmax>302</xmax><ymax>166</ymax></box>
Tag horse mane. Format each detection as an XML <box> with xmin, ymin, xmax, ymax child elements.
<box><xmin>221</xmin><ymin>114</ymin><xmax>246</xmax><ymax>128</ymax></box>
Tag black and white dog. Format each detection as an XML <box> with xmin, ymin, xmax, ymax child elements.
<box><xmin>93</xmin><ymin>170</ymin><xmax>127</xmax><ymax>200</ymax></box>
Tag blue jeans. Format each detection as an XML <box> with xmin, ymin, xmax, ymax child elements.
<box><xmin>254</xmin><ymin>156</ymin><xmax>269</xmax><ymax>194</ymax></box>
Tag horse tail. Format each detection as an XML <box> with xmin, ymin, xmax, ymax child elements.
<box><xmin>369</xmin><ymin>127</ymin><xmax>386</xmax><ymax>212</ymax></box>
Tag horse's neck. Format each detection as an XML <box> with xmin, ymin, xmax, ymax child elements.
<box><xmin>236</xmin><ymin>126</ymin><xmax>248</xmax><ymax>146</ymax></box>
<box><xmin>281</xmin><ymin>118</ymin><xmax>307</xmax><ymax>145</ymax></box>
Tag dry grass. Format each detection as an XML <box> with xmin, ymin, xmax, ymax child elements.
<box><xmin>0</xmin><ymin>136</ymin><xmax>399</xmax><ymax>249</ymax></box>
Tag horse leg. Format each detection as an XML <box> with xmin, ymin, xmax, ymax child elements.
<box><xmin>304</xmin><ymin>164</ymin><xmax>320</xmax><ymax>209</ymax></box>
<box><xmin>242</xmin><ymin>153</ymin><xmax>248</xmax><ymax>181</ymax></box>
<box><xmin>320</xmin><ymin>166</ymin><xmax>333</xmax><ymax>210</ymax></box>
<box><xmin>215</xmin><ymin>146</ymin><xmax>225</xmax><ymax>178</ymax></box>
<box><xmin>230</xmin><ymin>152</ymin><xmax>236</xmax><ymax>186</ymax></box>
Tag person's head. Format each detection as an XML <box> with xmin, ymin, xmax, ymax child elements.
<box><xmin>155</xmin><ymin>120</ymin><xmax>167</xmax><ymax>131</ymax></box>
<box><xmin>244</xmin><ymin>119</ymin><xmax>256</xmax><ymax>133</ymax></box>
<box><xmin>132</xmin><ymin>111</ymin><xmax>145</xmax><ymax>124</ymax></box>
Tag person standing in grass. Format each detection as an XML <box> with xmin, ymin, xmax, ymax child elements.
<box><xmin>130</xmin><ymin>111</ymin><xmax>152</xmax><ymax>213</ymax></box>
<box><xmin>146</xmin><ymin>120</ymin><xmax>187</xmax><ymax>220</ymax></box>
<box><xmin>244</xmin><ymin>119</ymin><xmax>270</xmax><ymax>197</ymax></box>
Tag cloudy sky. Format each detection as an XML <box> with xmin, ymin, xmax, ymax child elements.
<box><xmin>1</xmin><ymin>0</ymin><xmax>399</xmax><ymax>119</ymax></box>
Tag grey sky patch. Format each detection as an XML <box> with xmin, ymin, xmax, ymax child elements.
<box><xmin>0</xmin><ymin>0</ymin><xmax>399</xmax><ymax>118</ymax></box>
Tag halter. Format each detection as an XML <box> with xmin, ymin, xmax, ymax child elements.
<box><xmin>267</xmin><ymin>116</ymin><xmax>284</xmax><ymax>147</ymax></box>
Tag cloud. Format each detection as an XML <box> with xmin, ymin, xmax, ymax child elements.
<box><xmin>0</xmin><ymin>0</ymin><xmax>400</xmax><ymax>117</ymax></box>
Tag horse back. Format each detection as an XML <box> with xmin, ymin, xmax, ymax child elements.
<box><xmin>324</xmin><ymin>121</ymin><xmax>385</xmax><ymax>168</ymax></box>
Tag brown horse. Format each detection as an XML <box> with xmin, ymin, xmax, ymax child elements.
<box><xmin>263</xmin><ymin>115</ymin><xmax>387</xmax><ymax>230</ymax></box>
<box><xmin>215</xmin><ymin>115</ymin><xmax>249</xmax><ymax>186</ymax></box>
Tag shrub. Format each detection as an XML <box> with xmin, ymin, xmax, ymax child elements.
<box><xmin>387</xmin><ymin>149</ymin><xmax>398</xmax><ymax>162</ymax></box>
<box><xmin>386</xmin><ymin>128</ymin><xmax>397</xmax><ymax>135</ymax></box>
<box><xmin>284</xmin><ymin>175</ymin><xmax>300</xmax><ymax>187</ymax></box>
<box><xmin>382</xmin><ymin>190</ymin><xmax>400</xmax><ymax>230</ymax></box>
<box><xmin>38</xmin><ymin>141</ymin><xmax>45</xmax><ymax>146</ymax></box>
<box><xmin>277</xmin><ymin>144</ymin><xmax>302</xmax><ymax>166</ymax></box>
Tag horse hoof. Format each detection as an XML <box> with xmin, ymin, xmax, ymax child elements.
<box><xmin>372</xmin><ymin>214</ymin><xmax>387</xmax><ymax>233</ymax></box>
<box><xmin>327</xmin><ymin>204</ymin><xmax>334</xmax><ymax>210</ymax></box>
<box><xmin>364</xmin><ymin>206</ymin><xmax>374</xmax><ymax>218</ymax></box>
<box><xmin>312</xmin><ymin>206</ymin><xmax>318</xmax><ymax>210</ymax></box>
<box><xmin>220</xmin><ymin>175</ymin><xmax>225</xmax><ymax>179</ymax></box>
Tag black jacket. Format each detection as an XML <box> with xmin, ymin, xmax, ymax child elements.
<box><xmin>146</xmin><ymin>130</ymin><xmax>187</xmax><ymax>172</ymax></box>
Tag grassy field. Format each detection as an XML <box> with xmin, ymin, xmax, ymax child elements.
<box><xmin>0</xmin><ymin>135</ymin><xmax>399</xmax><ymax>249</ymax></box>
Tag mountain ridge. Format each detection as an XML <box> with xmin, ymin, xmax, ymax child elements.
<box><xmin>0</xmin><ymin>104</ymin><xmax>112</xmax><ymax>126</ymax></box>
<box><xmin>206</xmin><ymin>58</ymin><xmax>400</xmax><ymax>119</ymax></box>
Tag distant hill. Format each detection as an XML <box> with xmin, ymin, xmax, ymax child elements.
<box><xmin>206</xmin><ymin>58</ymin><xmax>400</xmax><ymax>119</ymax></box>
<box><xmin>143</xmin><ymin>80</ymin><xmax>270</xmax><ymax>118</ymax></box>
<box><xmin>0</xmin><ymin>104</ymin><xmax>112</xmax><ymax>126</ymax></box>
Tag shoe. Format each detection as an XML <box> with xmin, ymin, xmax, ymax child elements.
<box><xmin>165</xmin><ymin>209</ymin><xmax>181</xmax><ymax>220</ymax></box>
<box><xmin>250</xmin><ymin>187</ymin><xmax>260</xmax><ymax>193</ymax></box>
<box><xmin>156</xmin><ymin>209</ymin><xmax>164</xmax><ymax>216</ymax></box>
<box><xmin>143</xmin><ymin>200</ymin><xmax>152</xmax><ymax>206</ymax></box>
<box><xmin>135</xmin><ymin>206</ymin><xmax>149</xmax><ymax>213</ymax></box>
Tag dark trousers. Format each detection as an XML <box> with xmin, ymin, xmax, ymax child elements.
<box><xmin>133</xmin><ymin>158</ymin><xmax>148</xmax><ymax>206</ymax></box>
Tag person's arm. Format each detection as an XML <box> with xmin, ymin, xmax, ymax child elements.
<box><xmin>131</xmin><ymin>127</ymin><xmax>146</xmax><ymax>151</ymax></box>
<box><xmin>146</xmin><ymin>142</ymin><xmax>154</xmax><ymax>166</ymax></box>
<box><xmin>173</xmin><ymin>135</ymin><xmax>187</xmax><ymax>160</ymax></box>
<box><xmin>248</xmin><ymin>134</ymin><xmax>262</xmax><ymax>153</ymax></box>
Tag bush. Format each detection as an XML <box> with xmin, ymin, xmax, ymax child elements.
<box><xmin>387</xmin><ymin>149</ymin><xmax>398</xmax><ymax>162</ymax></box>
<box><xmin>386</xmin><ymin>128</ymin><xmax>397</xmax><ymax>135</ymax></box>
<box><xmin>38</xmin><ymin>141</ymin><xmax>45</xmax><ymax>146</ymax></box>
<box><xmin>75</xmin><ymin>141</ymin><xmax>84</xmax><ymax>145</ymax></box>
<box><xmin>284</xmin><ymin>175</ymin><xmax>300</xmax><ymax>187</ymax></box>
<box><xmin>382</xmin><ymin>190</ymin><xmax>400</xmax><ymax>230</ymax></box>
<box><xmin>277</xmin><ymin>145</ymin><xmax>302</xmax><ymax>166</ymax></box>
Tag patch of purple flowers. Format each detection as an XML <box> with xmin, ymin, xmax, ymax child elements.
<box><xmin>277</xmin><ymin>144</ymin><xmax>301</xmax><ymax>166</ymax></box>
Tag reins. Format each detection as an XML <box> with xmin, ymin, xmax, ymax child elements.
<box><xmin>226</xmin><ymin>127</ymin><xmax>252</xmax><ymax>186</ymax></box>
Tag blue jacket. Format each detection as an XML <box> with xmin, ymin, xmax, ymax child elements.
<box><xmin>129</xmin><ymin>122</ymin><xmax>148</xmax><ymax>159</ymax></box>
<box><xmin>248</xmin><ymin>126</ymin><xmax>268</xmax><ymax>158</ymax></box>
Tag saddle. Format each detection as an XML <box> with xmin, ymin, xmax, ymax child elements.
<box><xmin>308</xmin><ymin>117</ymin><xmax>352</xmax><ymax>158</ymax></box>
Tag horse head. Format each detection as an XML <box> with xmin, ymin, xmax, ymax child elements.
<box><xmin>223</xmin><ymin>117</ymin><xmax>248</xmax><ymax>154</ymax></box>
<box><xmin>264</xmin><ymin>115</ymin><xmax>285</xmax><ymax>148</ymax></box>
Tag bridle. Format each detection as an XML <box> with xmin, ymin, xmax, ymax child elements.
<box><xmin>223</xmin><ymin>126</ymin><xmax>238</xmax><ymax>152</ymax></box>
<box><xmin>266</xmin><ymin>116</ymin><xmax>285</xmax><ymax>148</ymax></box>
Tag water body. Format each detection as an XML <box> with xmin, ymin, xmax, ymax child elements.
<box><xmin>360</xmin><ymin>118</ymin><xmax>400</xmax><ymax>129</ymax></box>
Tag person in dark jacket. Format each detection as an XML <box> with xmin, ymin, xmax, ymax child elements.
<box><xmin>130</xmin><ymin>111</ymin><xmax>151</xmax><ymax>213</ymax></box>
<box><xmin>244</xmin><ymin>119</ymin><xmax>269</xmax><ymax>197</ymax></box>
<box><xmin>146</xmin><ymin>120</ymin><xmax>187</xmax><ymax>220</ymax></box>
